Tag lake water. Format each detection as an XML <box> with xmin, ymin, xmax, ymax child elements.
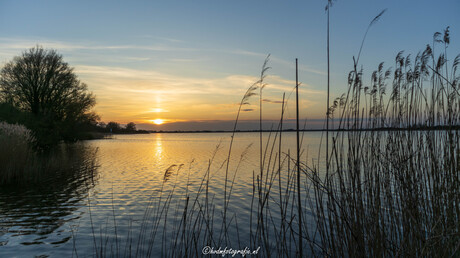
<box><xmin>0</xmin><ymin>132</ymin><xmax>327</xmax><ymax>257</ymax></box>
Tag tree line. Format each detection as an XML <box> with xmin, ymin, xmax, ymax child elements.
<box><xmin>96</xmin><ymin>121</ymin><xmax>149</xmax><ymax>134</ymax></box>
<box><xmin>0</xmin><ymin>46</ymin><xmax>147</xmax><ymax>149</ymax></box>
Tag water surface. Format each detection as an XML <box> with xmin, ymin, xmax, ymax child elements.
<box><xmin>0</xmin><ymin>132</ymin><xmax>325</xmax><ymax>257</ymax></box>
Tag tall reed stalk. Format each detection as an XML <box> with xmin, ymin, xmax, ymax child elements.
<box><xmin>306</xmin><ymin>26</ymin><xmax>460</xmax><ymax>257</ymax></box>
<box><xmin>295</xmin><ymin>58</ymin><xmax>303</xmax><ymax>256</ymax></box>
<box><xmin>77</xmin><ymin>20</ymin><xmax>459</xmax><ymax>258</ymax></box>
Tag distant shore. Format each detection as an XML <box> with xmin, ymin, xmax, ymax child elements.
<box><xmin>121</xmin><ymin>125</ymin><xmax>460</xmax><ymax>134</ymax></box>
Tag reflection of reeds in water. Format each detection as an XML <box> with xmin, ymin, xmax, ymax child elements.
<box><xmin>0</xmin><ymin>143</ymin><xmax>99</xmax><ymax>247</ymax></box>
<box><xmin>84</xmin><ymin>30</ymin><xmax>459</xmax><ymax>258</ymax></box>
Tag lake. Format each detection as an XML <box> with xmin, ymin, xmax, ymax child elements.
<box><xmin>0</xmin><ymin>132</ymin><xmax>327</xmax><ymax>257</ymax></box>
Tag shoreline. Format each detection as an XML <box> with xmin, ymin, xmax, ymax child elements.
<box><xmin>120</xmin><ymin>125</ymin><xmax>460</xmax><ymax>134</ymax></box>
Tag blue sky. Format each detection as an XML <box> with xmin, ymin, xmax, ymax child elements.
<box><xmin>0</xmin><ymin>0</ymin><xmax>459</xmax><ymax>130</ymax></box>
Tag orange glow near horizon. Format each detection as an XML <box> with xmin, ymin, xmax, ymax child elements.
<box><xmin>152</xmin><ymin>119</ymin><xmax>165</xmax><ymax>125</ymax></box>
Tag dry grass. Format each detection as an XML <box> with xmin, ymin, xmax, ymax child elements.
<box><xmin>0</xmin><ymin>121</ymin><xmax>99</xmax><ymax>185</ymax></box>
<box><xmin>0</xmin><ymin>121</ymin><xmax>36</xmax><ymax>183</ymax></box>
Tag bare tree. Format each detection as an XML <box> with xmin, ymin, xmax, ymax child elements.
<box><xmin>0</xmin><ymin>46</ymin><xmax>97</xmax><ymax>145</ymax></box>
<box><xmin>0</xmin><ymin>46</ymin><xmax>95</xmax><ymax>120</ymax></box>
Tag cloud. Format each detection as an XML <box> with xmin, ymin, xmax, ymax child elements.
<box><xmin>230</xmin><ymin>49</ymin><xmax>268</xmax><ymax>58</ymax></box>
<box><xmin>264</xmin><ymin>75</ymin><xmax>325</xmax><ymax>95</ymax></box>
<box><xmin>75</xmin><ymin>65</ymin><xmax>262</xmax><ymax>97</ymax></box>
<box><xmin>135</xmin><ymin>118</ymin><xmax>329</xmax><ymax>131</ymax></box>
<box><xmin>150</xmin><ymin>36</ymin><xmax>186</xmax><ymax>43</ymax></box>
<box><xmin>263</xmin><ymin>99</ymin><xmax>284</xmax><ymax>104</ymax></box>
<box><xmin>69</xmin><ymin>64</ymin><xmax>266</xmax><ymax>122</ymax></box>
<box><xmin>270</xmin><ymin>56</ymin><xmax>327</xmax><ymax>76</ymax></box>
<box><xmin>71</xmin><ymin>63</ymin><xmax>327</xmax><ymax>123</ymax></box>
<box><xmin>221</xmin><ymin>49</ymin><xmax>327</xmax><ymax>76</ymax></box>
<box><xmin>0</xmin><ymin>37</ymin><xmax>326</xmax><ymax>77</ymax></box>
<box><xmin>126</xmin><ymin>57</ymin><xmax>151</xmax><ymax>61</ymax></box>
<box><xmin>0</xmin><ymin>37</ymin><xmax>198</xmax><ymax>52</ymax></box>
<box><xmin>169</xmin><ymin>58</ymin><xmax>202</xmax><ymax>63</ymax></box>
<box><xmin>0</xmin><ymin>37</ymin><xmax>328</xmax><ymax>125</ymax></box>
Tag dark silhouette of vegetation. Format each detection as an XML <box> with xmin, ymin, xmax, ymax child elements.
<box><xmin>0</xmin><ymin>46</ymin><xmax>98</xmax><ymax>148</ymax></box>
<box><xmin>100</xmin><ymin>26</ymin><xmax>459</xmax><ymax>257</ymax></box>
<box><xmin>0</xmin><ymin>120</ymin><xmax>99</xmax><ymax>185</ymax></box>
<box><xmin>126</xmin><ymin>122</ymin><xmax>136</xmax><ymax>132</ymax></box>
<box><xmin>305</xmin><ymin>25</ymin><xmax>459</xmax><ymax>257</ymax></box>
<box><xmin>2</xmin><ymin>6</ymin><xmax>458</xmax><ymax>257</ymax></box>
<box><xmin>99</xmin><ymin>121</ymin><xmax>147</xmax><ymax>134</ymax></box>
<box><xmin>105</xmin><ymin>121</ymin><xmax>121</xmax><ymax>133</ymax></box>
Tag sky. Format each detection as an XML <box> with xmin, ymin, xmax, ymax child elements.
<box><xmin>0</xmin><ymin>0</ymin><xmax>459</xmax><ymax>130</ymax></box>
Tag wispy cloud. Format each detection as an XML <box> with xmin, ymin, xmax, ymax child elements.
<box><xmin>155</xmin><ymin>37</ymin><xmax>186</xmax><ymax>43</ymax></box>
<box><xmin>0</xmin><ymin>37</ymin><xmax>327</xmax><ymax>124</ymax></box>
<box><xmin>0</xmin><ymin>37</ymin><xmax>199</xmax><ymax>53</ymax></box>
<box><xmin>125</xmin><ymin>57</ymin><xmax>151</xmax><ymax>61</ymax></box>
<box><xmin>269</xmin><ymin>56</ymin><xmax>327</xmax><ymax>76</ymax></box>
<box><xmin>75</xmin><ymin>65</ymin><xmax>260</xmax><ymax>96</ymax></box>
<box><xmin>71</xmin><ymin>65</ymin><xmax>261</xmax><ymax>121</ymax></box>
<box><xmin>0</xmin><ymin>37</ymin><xmax>327</xmax><ymax>77</ymax></box>
<box><xmin>169</xmin><ymin>58</ymin><xmax>202</xmax><ymax>63</ymax></box>
<box><xmin>264</xmin><ymin>75</ymin><xmax>325</xmax><ymax>95</ymax></box>
<box><xmin>224</xmin><ymin>49</ymin><xmax>327</xmax><ymax>76</ymax></box>
<box><xmin>262</xmin><ymin>99</ymin><xmax>284</xmax><ymax>104</ymax></box>
<box><xmin>230</xmin><ymin>49</ymin><xmax>268</xmax><ymax>58</ymax></box>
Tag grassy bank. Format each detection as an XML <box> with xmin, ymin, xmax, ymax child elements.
<box><xmin>0</xmin><ymin>121</ymin><xmax>99</xmax><ymax>185</ymax></box>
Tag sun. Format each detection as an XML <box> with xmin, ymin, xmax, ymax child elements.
<box><xmin>152</xmin><ymin>119</ymin><xmax>164</xmax><ymax>125</ymax></box>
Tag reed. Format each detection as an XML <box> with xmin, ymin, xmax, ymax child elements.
<box><xmin>305</xmin><ymin>27</ymin><xmax>460</xmax><ymax>257</ymax></box>
<box><xmin>0</xmin><ymin>122</ymin><xmax>35</xmax><ymax>183</ymax></box>
<box><xmin>0</xmin><ymin>121</ymin><xmax>99</xmax><ymax>185</ymax></box>
<box><xmin>76</xmin><ymin>24</ymin><xmax>459</xmax><ymax>258</ymax></box>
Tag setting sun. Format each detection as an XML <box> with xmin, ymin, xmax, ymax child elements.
<box><xmin>152</xmin><ymin>119</ymin><xmax>164</xmax><ymax>125</ymax></box>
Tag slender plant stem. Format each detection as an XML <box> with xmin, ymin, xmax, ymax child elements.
<box><xmin>326</xmin><ymin>1</ymin><xmax>330</xmax><ymax>175</ymax></box>
<box><xmin>295</xmin><ymin>58</ymin><xmax>303</xmax><ymax>257</ymax></box>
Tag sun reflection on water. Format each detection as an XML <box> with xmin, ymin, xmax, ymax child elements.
<box><xmin>154</xmin><ymin>133</ymin><xmax>163</xmax><ymax>160</ymax></box>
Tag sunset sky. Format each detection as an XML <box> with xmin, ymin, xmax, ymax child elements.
<box><xmin>0</xmin><ymin>0</ymin><xmax>459</xmax><ymax>130</ymax></box>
